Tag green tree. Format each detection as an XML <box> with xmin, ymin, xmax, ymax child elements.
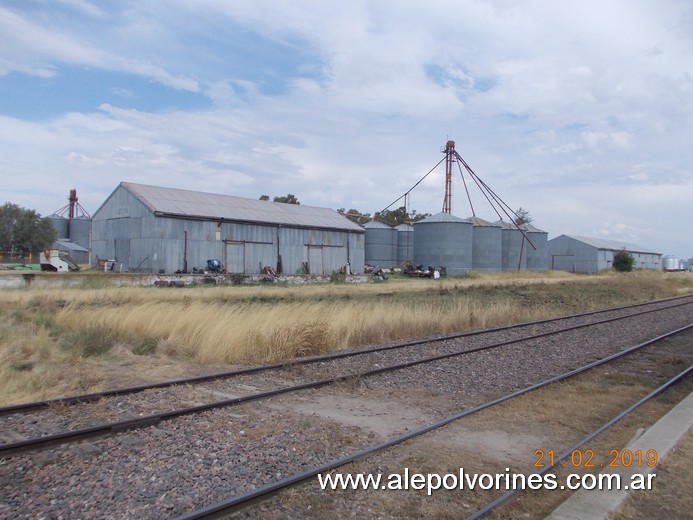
<box><xmin>273</xmin><ymin>194</ymin><xmax>300</xmax><ymax>204</ymax></box>
<box><xmin>337</xmin><ymin>208</ymin><xmax>371</xmax><ymax>225</ymax></box>
<box><xmin>409</xmin><ymin>209</ymin><xmax>431</xmax><ymax>223</ymax></box>
<box><xmin>338</xmin><ymin>206</ymin><xmax>431</xmax><ymax>226</ymax></box>
<box><xmin>613</xmin><ymin>249</ymin><xmax>635</xmax><ymax>272</ymax></box>
<box><xmin>513</xmin><ymin>207</ymin><xmax>533</xmax><ymax>226</ymax></box>
<box><xmin>375</xmin><ymin>206</ymin><xmax>431</xmax><ymax>227</ymax></box>
<box><xmin>259</xmin><ymin>194</ymin><xmax>300</xmax><ymax>204</ymax></box>
<box><xmin>0</xmin><ymin>203</ymin><xmax>57</xmax><ymax>254</ymax></box>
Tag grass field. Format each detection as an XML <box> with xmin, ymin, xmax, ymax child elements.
<box><xmin>1</xmin><ymin>270</ymin><xmax>690</xmax><ymax>405</ymax></box>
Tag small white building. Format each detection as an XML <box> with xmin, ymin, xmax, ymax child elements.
<box><xmin>547</xmin><ymin>235</ymin><xmax>661</xmax><ymax>273</ymax></box>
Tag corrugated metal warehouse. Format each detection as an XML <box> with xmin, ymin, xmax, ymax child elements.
<box><xmin>547</xmin><ymin>234</ymin><xmax>661</xmax><ymax>273</ymax></box>
<box><xmin>91</xmin><ymin>182</ymin><xmax>365</xmax><ymax>275</ymax></box>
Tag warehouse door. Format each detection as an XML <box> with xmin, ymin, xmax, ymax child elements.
<box><xmin>551</xmin><ymin>254</ymin><xmax>575</xmax><ymax>272</ymax></box>
<box><xmin>107</xmin><ymin>218</ymin><xmax>130</xmax><ymax>269</ymax></box>
<box><xmin>225</xmin><ymin>242</ymin><xmax>245</xmax><ymax>273</ymax></box>
<box><xmin>308</xmin><ymin>245</ymin><xmax>324</xmax><ymax>274</ymax></box>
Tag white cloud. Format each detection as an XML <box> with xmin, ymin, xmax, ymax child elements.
<box><xmin>0</xmin><ymin>0</ymin><xmax>691</xmax><ymax>256</ymax></box>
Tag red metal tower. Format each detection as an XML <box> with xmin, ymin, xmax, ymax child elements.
<box><xmin>53</xmin><ymin>189</ymin><xmax>90</xmax><ymax>218</ymax></box>
<box><xmin>442</xmin><ymin>140</ymin><xmax>456</xmax><ymax>214</ymax></box>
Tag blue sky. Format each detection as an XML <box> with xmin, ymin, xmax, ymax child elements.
<box><xmin>1</xmin><ymin>0</ymin><xmax>691</xmax><ymax>258</ymax></box>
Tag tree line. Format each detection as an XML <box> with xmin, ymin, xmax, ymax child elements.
<box><xmin>0</xmin><ymin>203</ymin><xmax>56</xmax><ymax>255</ymax></box>
<box><xmin>261</xmin><ymin>193</ymin><xmax>433</xmax><ymax>227</ymax></box>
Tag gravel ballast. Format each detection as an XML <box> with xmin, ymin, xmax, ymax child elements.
<box><xmin>0</xmin><ymin>298</ymin><xmax>691</xmax><ymax>519</ymax></box>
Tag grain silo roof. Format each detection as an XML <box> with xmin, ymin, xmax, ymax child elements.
<box><xmin>518</xmin><ymin>223</ymin><xmax>546</xmax><ymax>233</ymax></box>
<box><xmin>364</xmin><ymin>220</ymin><xmax>393</xmax><ymax>229</ymax></box>
<box><xmin>493</xmin><ymin>220</ymin><xmax>515</xmax><ymax>229</ymax></box>
<box><xmin>464</xmin><ymin>216</ymin><xmax>500</xmax><ymax>227</ymax></box>
<box><xmin>493</xmin><ymin>220</ymin><xmax>547</xmax><ymax>233</ymax></box>
<box><xmin>120</xmin><ymin>182</ymin><xmax>364</xmax><ymax>232</ymax></box>
<box><xmin>416</xmin><ymin>212</ymin><xmax>469</xmax><ymax>224</ymax></box>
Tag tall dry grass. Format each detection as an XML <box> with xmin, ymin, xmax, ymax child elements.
<box><xmin>0</xmin><ymin>309</ymin><xmax>82</xmax><ymax>403</ymax></box>
<box><xmin>0</xmin><ymin>269</ymin><xmax>576</xmax><ymax>307</ymax></box>
<box><xmin>1</xmin><ymin>270</ymin><xmax>690</xmax><ymax>404</ymax></box>
<box><xmin>54</xmin><ymin>296</ymin><xmax>540</xmax><ymax>364</ymax></box>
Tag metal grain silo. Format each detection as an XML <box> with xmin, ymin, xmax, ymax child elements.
<box><xmin>413</xmin><ymin>212</ymin><xmax>473</xmax><ymax>275</ymax></box>
<box><xmin>466</xmin><ymin>217</ymin><xmax>502</xmax><ymax>272</ymax></box>
<box><xmin>520</xmin><ymin>223</ymin><xmax>548</xmax><ymax>271</ymax></box>
<box><xmin>662</xmin><ymin>255</ymin><xmax>680</xmax><ymax>271</ymax></box>
<box><xmin>68</xmin><ymin>216</ymin><xmax>92</xmax><ymax>250</ymax></box>
<box><xmin>396</xmin><ymin>223</ymin><xmax>414</xmax><ymax>264</ymax></box>
<box><xmin>364</xmin><ymin>220</ymin><xmax>397</xmax><ymax>267</ymax></box>
<box><xmin>494</xmin><ymin>220</ymin><xmax>525</xmax><ymax>271</ymax></box>
<box><xmin>48</xmin><ymin>215</ymin><xmax>69</xmax><ymax>240</ymax></box>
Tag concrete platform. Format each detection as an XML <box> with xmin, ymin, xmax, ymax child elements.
<box><xmin>547</xmin><ymin>391</ymin><xmax>693</xmax><ymax>520</ymax></box>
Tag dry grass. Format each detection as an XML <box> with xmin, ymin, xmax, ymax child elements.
<box><xmin>50</xmin><ymin>297</ymin><xmax>543</xmax><ymax>364</ymax></box>
<box><xmin>610</xmin><ymin>431</ymin><xmax>692</xmax><ymax>520</ymax></box>
<box><xmin>0</xmin><ymin>270</ymin><xmax>690</xmax><ymax>404</ymax></box>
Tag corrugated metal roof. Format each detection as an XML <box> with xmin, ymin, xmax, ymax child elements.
<box><xmin>54</xmin><ymin>239</ymin><xmax>89</xmax><ymax>253</ymax></box>
<box><xmin>562</xmin><ymin>234</ymin><xmax>659</xmax><ymax>254</ymax></box>
<box><xmin>120</xmin><ymin>182</ymin><xmax>364</xmax><ymax>232</ymax></box>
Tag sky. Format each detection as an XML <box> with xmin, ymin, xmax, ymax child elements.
<box><xmin>1</xmin><ymin>0</ymin><xmax>691</xmax><ymax>258</ymax></box>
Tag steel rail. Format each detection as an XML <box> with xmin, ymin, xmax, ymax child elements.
<box><xmin>172</xmin><ymin>325</ymin><xmax>692</xmax><ymax>520</ymax></box>
<box><xmin>1</xmin><ymin>311</ymin><xmax>691</xmax><ymax>458</ymax></box>
<box><xmin>467</xmin><ymin>364</ymin><xmax>693</xmax><ymax>519</ymax></box>
<box><xmin>1</xmin><ymin>295</ymin><xmax>690</xmax><ymax>417</ymax></box>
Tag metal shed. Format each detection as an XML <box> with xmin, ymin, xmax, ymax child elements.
<box><xmin>52</xmin><ymin>239</ymin><xmax>89</xmax><ymax>265</ymax></box>
<box><xmin>547</xmin><ymin>235</ymin><xmax>661</xmax><ymax>273</ymax></box>
<box><xmin>91</xmin><ymin>182</ymin><xmax>365</xmax><ymax>275</ymax></box>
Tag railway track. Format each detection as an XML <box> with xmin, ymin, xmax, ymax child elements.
<box><xmin>467</xmin><ymin>367</ymin><xmax>691</xmax><ymax>519</ymax></box>
<box><xmin>1</xmin><ymin>296</ymin><xmax>691</xmax><ymax>458</ymax></box>
<box><xmin>0</xmin><ymin>296</ymin><xmax>690</xmax><ymax>518</ymax></box>
<box><xmin>174</xmin><ymin>326</ymin><xmax>692</xmax><ymax>519</ymax></box>
<box><xmin>2</xmin><ymin>295</ymin><xmax>691</xmax><ymax>417</ymax></box>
